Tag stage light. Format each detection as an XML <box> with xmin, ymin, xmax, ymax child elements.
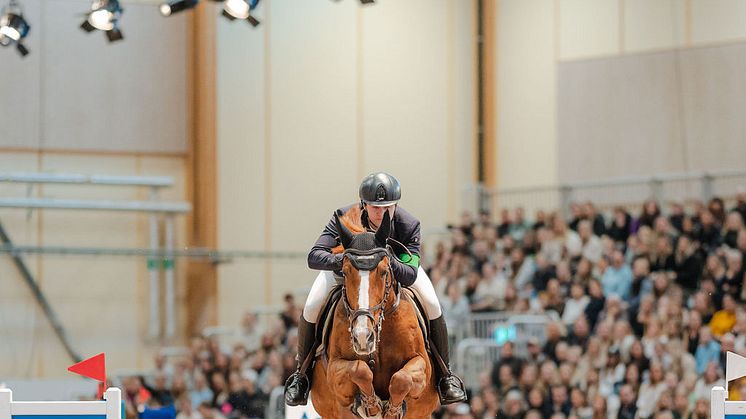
<box><xmin>360</xmin><ymin>0</ymin><xmax>374</xmax><ymax>3</ymax></box>
<box><xmin>0</xmin><ymin>0</ymin><xmax>30</xmax><ymax>57</ymax></box>
<box><xmin>221</xmin><ymin>0</ymin><xmax>259</xmax><ymax>26</ymax></box>
<box><xmin>81</xmin><ymin>0</ymin><xmax>124</xmax><ymax>42</ymax></box>
<box><xmin>160</xmin><ymin>0</ymin><xmax>198</xmax><ymax>17</ymax></box>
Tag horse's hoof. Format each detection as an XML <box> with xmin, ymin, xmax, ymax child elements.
<box><xmin>351</xmin><ymin>393</ymin><xmax>383</xmax><ymax>419</ymax></box>
<box><xmin>382</xmin><ymin>400</ymin><xmax>407</xmax><ymax>419</ymax></box>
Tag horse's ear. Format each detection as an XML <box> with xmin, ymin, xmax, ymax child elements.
<box><xmin>375</xmin><ymin>210</ymin><xmax>391</xmax><ymax>245</ymax></box>
<box><xmin>335</xmin><ymin>214</ymin><xmax>353</xmax><ymax>249</ymax></box>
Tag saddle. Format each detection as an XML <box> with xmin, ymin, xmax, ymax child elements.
<box><xmin>311</xmin><ymin>283</ymin><xmax>431</xmax><ymax>363</ymax></box>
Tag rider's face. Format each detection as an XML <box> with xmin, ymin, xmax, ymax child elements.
<box><xmin>365</xmin><ymin>204</ymin><xmax>396</xmax><ymax>229</ymax></box>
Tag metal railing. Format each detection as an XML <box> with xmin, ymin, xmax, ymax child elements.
<box><xmin>464</xmin><ymin>168</ymin><xmax>746</xmax><ymax>218</ymax></box>
<box><xmin>452</xmin><ymin>312</ymin><xmax>553</xmax><ymax>392</ymax></box>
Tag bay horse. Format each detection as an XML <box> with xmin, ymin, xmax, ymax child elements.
<box><xmin>308</xmin><ymin>208</ymin><xmax>439</xmax><ymax>419</ymax></box>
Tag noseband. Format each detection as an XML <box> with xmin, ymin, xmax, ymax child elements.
<box><xmin>340</xmin><ymin>247</ymin><xmax>401</xmax><ymax>351</ymax></box>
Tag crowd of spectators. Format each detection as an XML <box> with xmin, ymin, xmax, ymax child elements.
<box><xmin>434</xmin><ymin>194</ymin><xmax>746</xmax><ymax>419</ymax></box>
<box><xmin>128</xmin><ymin>193</ymin><xmax>746</xmax><ymax>419</ymax></box>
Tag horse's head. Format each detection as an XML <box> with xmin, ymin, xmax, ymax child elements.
<box><xmin>336</xmin><ymin>211</ymin><xmax>396</xmax><ymax>356</ymax></box>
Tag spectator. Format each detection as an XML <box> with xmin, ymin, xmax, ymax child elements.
<box><xmin>694</xmin><ymin>326</ymin><xmax>721</xmax><ymax>374</ymax></box>
<box><xmin>601</xmin><ymin>250</ymin><xmax>632</xmax><ymax>301</ymax></box>
<box><xmin>616</xmin><ymin>384</ymin><xmax>637</xmax><ymax>419</ymax></box>
<box><xmin>711</xmin><ymin>294</ymin><xmax>738</xmax><ymax>337</ymax></box>
<box><xmin>692</xmin><ymin>361</ymin><xmax>724</xmax><ymax>401</ymax></box>
<box><xmin>562</xmin><ymin>282</ymin><xmax>590</xmax><ymax>326</ymax></box>
<box><xmin>578</xmin><ymin>220</ymin><xmax>603</xmax><ymax>264</ymax></box>
<box><xmin>608</xmin><ymin>207</ymin><xmax>632</xmax><ymax>244</ymax></box>
<box><xmin>636</xmin><ymin>361</ymin><xmax>667</xmax><ymax>419</ymax></box>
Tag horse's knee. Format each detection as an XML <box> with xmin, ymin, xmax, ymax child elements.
<box><xmin>389</xmin><ymin>370</ymin><xmax>414</xmax><ymax>396</ymax></box>
<box><xmin>349</xmin><ymin>361</ymin><xmax>373</xmax><ymax>384</ymax></box>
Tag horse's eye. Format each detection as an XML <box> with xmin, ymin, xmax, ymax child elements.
<box><xmin>380</xmin><ymin>269</ymin><xmax>388</xmax><ymax>278</ymax></box>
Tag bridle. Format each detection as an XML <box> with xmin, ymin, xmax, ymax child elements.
<box><xmin>340</xmin><ymin>247</ymin><xmax>401</xmax><ymax>351</ymax></box>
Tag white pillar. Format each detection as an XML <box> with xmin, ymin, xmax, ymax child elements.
<box><xmin>104</xmin><ymin>388</ymin><xmax>121</xmax><ymax>419</ymax></box>
<box><xmin>0</xmin><ymin>389</ymin><xmax>12</xmax><ymax>419</ymax></box>
<box><xmin>711</xmin><ymin>386</ymin><xmax>726</xmax><ymax>419</ymax></box>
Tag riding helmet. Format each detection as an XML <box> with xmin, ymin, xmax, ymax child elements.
<box><xmin>359</xmin><ymin>172</ymin><xmax>401</xmax><ymax>206</ymax></box>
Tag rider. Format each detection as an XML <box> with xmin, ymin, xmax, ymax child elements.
<box><xmin>284</xmin><ymin>172</ymin><xmax>467</xmax><ymax>406</ymax></box>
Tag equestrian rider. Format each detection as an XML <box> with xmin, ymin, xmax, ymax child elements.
<box><xmin>284</xmin><ymin>172</ymin><xmax>468</xmax><ymax>406</ymax></box>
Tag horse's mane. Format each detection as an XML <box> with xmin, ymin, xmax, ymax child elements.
<box><xmin>332</xmin><ymin>205</ymin><xmax>365</xmax><ymax>254</ymax></box>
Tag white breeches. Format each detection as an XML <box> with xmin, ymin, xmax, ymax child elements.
<box><xmin>302</xmin><ymin>267</ymin><xmax>443</xmax><ymax>322</ymax></box>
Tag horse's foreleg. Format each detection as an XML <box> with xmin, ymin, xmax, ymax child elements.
<box><xmin>383</xmin><ymin>356</ymin><xmax>427</xmax><ymax>419</ymax></box>
<box><xmin>328</xmin><ymin>359</ymin><xmax>383</xmax><ymax>417</ymax></box>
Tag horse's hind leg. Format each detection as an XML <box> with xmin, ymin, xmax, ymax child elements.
<box><xmin>384</xmin><ymin>356</ymin><xmax>427</xmax><ymax>419</ymax></box>
<box><xmin>328</xmin><ymin>359</ymin><xmax>383</xmax><ymax>417</ymax></box>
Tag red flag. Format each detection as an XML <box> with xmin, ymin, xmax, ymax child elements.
<box><xmin>68</xmin><ymin>353</ymin><xmax>106</xmax><ymax>382</ymax></box>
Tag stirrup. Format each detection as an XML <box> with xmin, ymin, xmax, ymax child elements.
<box><xmin>284</xmin><ymin>372</ymin><xmax>310</xmax><ymax>406</ymax></box>
<box><xmin>437</xmin><ymin>374</ymin><xmax>467</xmax><ymax>405</ymax></box>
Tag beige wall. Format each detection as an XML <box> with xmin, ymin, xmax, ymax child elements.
<box><xmin>494</xmin><ymin>0</ymin><xmax>746</xmax><ymax>190</ymax></box>
<box><xmin>0</xmin><ymin>152</ymin><xmax>187</xmax><ymax>378</ymax></box>
<box><xmin>0</xmin><ymin>0</ymin><xmax>190</xmax><ymax>378</ymax></box>
<box><xmin>216</xmin><ymin>0</ymin><xmax>475</xmax><ymax>324</ymax></box>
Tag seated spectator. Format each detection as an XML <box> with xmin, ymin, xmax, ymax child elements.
<box><xmin>686</xmin><ymin>397</ymin><xmax>709</xmax><ymax>419</ymax></box>
<box><xmin>497</xmin><ymin>208</ymin><xmax>512</xmax><ymax>238</ymax></box>
<box><xmin>197</xmin><ymin>402</ymin><xmax>225</xmax><ymax>419</ymax></box>
<box><xmin>697</xmin><ymin>210</ymin><xmax>722</xmax><ymax>251</ymax></box>
<box><xmin>668</xmin><ymin>203</ymin><xmax>685</xmax><ymax>233</ymax></box>
<box><xmin>650</xmin><ymin>236</ymin><xmax>675</xmax><ymax>273</ymax></box>
<box><xmin>720</xmin><ymin>250</ymin><xmax>745</xmax><ymax>300</ymax></box>
<box><xmin>583</xmin><ymin>202</ymin><xmax>606</xmax><ymax>237</ymax></box>
<box><xmin>578</xmin><ymin>220</ymin><xmax>603</xmax><ymax>264</ymax></box>
<box><xmin>189</xmin><ymin>372</ymin><xmax>213</xmax><ymax>410</ymax></box>
<box><xmin>510</xmin><ymin>207</ymin><xmax>531</xmax><ymax>245</ymax></box>
<box><xmin>608</xmin><ymin>207</ymin><xmax>632</xmax><ymax>244</ymax></box>
<box><xmin>562</xmin><ymin>282</ymin><xmax>590</xmax><ymax>326</ymax></box>
<box><xmin>471</xmin><ymin>262</ymin><xmax>507</xmax><ymax>312</ymax></box>
<box><xmin>491</xmin><ymin>341</ymin><xmax>524</xmax><ymax>386</ymax></box>
<box><xmin>498</xmin><ymin>389</ymin><xmax>526</xmax><ymax>419</ymax></box>
<box><xmin>636</xmin><ymin>361</ymin><xmax>667</xmax><ymax>419</ymax></box>
<box><xmin>673</xmin><ymin>235</ymin><xmax>703</xmax><ymax>293</ymax></box>
<box><xmin>636</xmin><ymin>200</ymin><xmax>661</xmax><ymax>231</ymax></box>
<box><xmin>616</xmin><ymin>384</ymin><xmax>637</xmax><ymax>419</ymax></box>
<box><xmin>630</xmin><ymin>256</ymin><xmax>653</xmax><ymax>302</ymax></box>
<box><xmin>601</xmin><ymin>250</ymin><xmax>633</xmax><ymax>301</ymax></box>
<box><xmin>692</xmin><ymin>361</ymin><xmax>724</xmax><ymax>401</ymax></box>
<box><xmin>711</xmin><ymin>294</ymin><xmax>738</xmax><ymax>337</ymax></box>
<box><xmin>694</xmin><ymin>326</ymin><xmax>721</xmax><ymax>374</ymax></box>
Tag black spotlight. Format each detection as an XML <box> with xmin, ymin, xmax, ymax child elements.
<box><xmin>81</xmin><ymin>0</ymin><xmax>124</xmax><ymax>42</ymax></box>
<box><xmin>360</xmin><ymin>0</ymin><xmax>374</xmax><ymax>3</ymax></box>
<box><xmin>0</xmin><ymin>0</ymin><xmax>30</xmax><ymax>57</ymax></box>
<box><xmin>221</xmin><ymin>0</ymin><xmax>259</xmax><ymax>26</ymax></box>
<box><xmin>160</xmin><ymin>0</ymin><xmax>198</xmax><ymax>17</ymax></box>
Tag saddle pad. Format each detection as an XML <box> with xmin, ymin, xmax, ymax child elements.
<box><xmin>314</xmin><ymin>285</ymin><xmax>343</xmax><ymax>359</ymax></box>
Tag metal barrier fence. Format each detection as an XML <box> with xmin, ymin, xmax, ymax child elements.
<box><xmin>464</xmin><ymin>169</ymin><xmax>746</xmax><ymax>218</ymax></box>
<box><xmin>453</xmin><ymin>312</ymin><xmax>553</xmax><ymax>392</ymax></box>
<box><xmin>453</xmin><ymin>339</ymin><xmax>502</xmax><ymax>392</ymax></box>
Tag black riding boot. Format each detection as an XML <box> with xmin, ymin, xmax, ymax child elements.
<box><xmin>429</xmin><ymin>315</ymin><xmax>467</xmax><ymax>405</ymax></box>
<box><xmin>284</xmin><ymin>317</ymin><xmax>316</xmax><ymax>406</ymax></box>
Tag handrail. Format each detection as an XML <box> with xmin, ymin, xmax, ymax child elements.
<box><xmin>0</xmin><ymin>172</ymin><xmax>174</xmax><ymax>187</ymax></box>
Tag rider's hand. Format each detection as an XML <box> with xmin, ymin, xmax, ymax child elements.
<box><xmin>332</xmin><ymin>253</ymin><xmax>344</xmax><ymax>270</ymax></box>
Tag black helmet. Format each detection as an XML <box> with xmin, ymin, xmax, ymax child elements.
<box><xmin>359</xmin><ymin>172</ymin><xmax>401</xmax><ymax>206</ymax></box>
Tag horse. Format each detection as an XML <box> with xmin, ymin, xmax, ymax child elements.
<box><xmin>308</xmin><ymin>208</ymin><xmax>439</xmax><ymax>419</ymax></box>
